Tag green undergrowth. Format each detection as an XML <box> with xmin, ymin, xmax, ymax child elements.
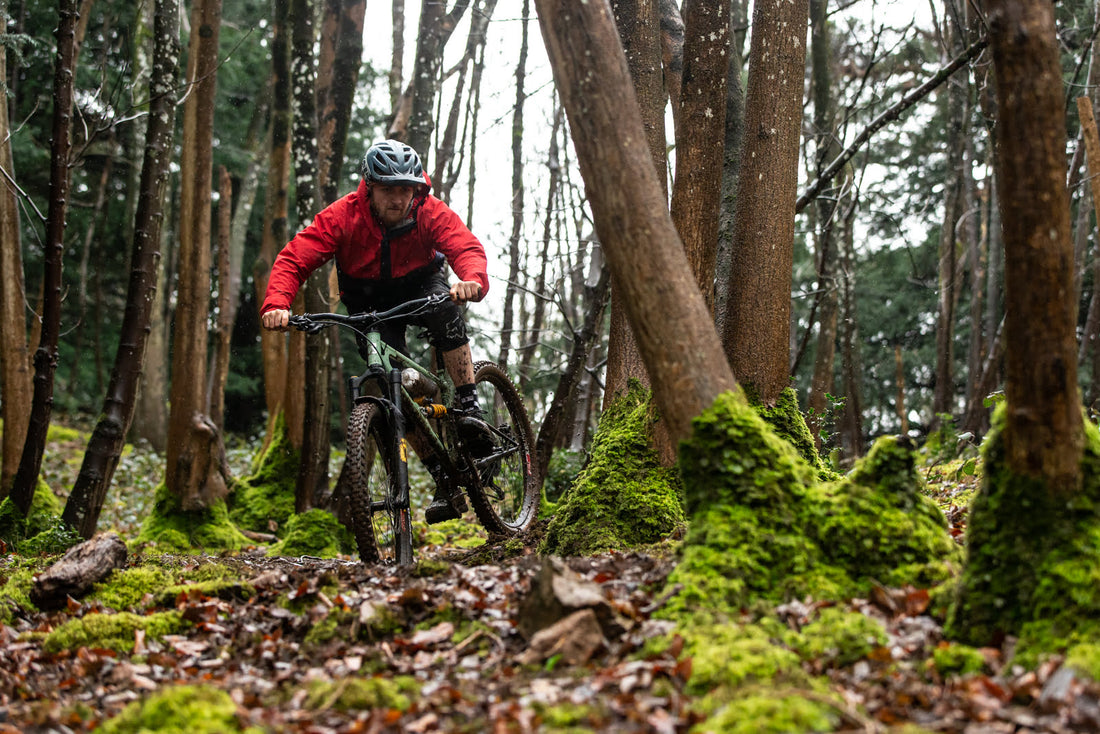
<box><xmin>947</xmin><ymin>406</ymin><xmax>1100</xmax><ymax>668</ymax></box>
<box><xmin>750</xmin><ymin>386</ymin><xmax>838</xmax><ymax>481</ymax></box>
<box><xmin>300</xmin><ymin>675</ymin><xmax>419</xmax><ymax>712</ymax></box>
<box><xmin>43</xmin><ymin>610</ymin><xmax>188</xmax><ymax>653</ymax></box>
<box><xmin>540</xmin><ymin>382</ymin><xmax>686</xmax><ymax>556</ymax></box>
<box><xmin>267</xmin><ymin>507</ymin><xmax>353</xmax><ymax>558</ymax></box>
<box><xmin>90</xmin><ymin>560</ymin><xmax>254</xmax><ymax>610</ymax></box>
<box><xmin>100</xmin><ymin>684</ymin><xmax>263</xmax><ymax>734</ymax></box>
<box><xmin>0</xmin><ymin>482</ymin><xmax>81</xmax><ymax>555</ymax></box>
<box><xmin>228</xmin><ymin>412</ymin><xmax>299</xmax><ymax>537</ymax></box>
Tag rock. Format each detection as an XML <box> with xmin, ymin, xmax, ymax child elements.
<box><xmin>29</xmin><ymin>532</ymin><xmax>127</xmax><ymax>610</ymax></box>
<box><xmin>517</xmin><ymin>556</ymin><xmax>625</xmax><ymax>640</ymax></box>
<box><xmin>516</xmin><ymin>608</ymin><xmax>608</xmax><ymax>666</ymax></box>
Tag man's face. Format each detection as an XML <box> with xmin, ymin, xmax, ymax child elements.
<box><xmin>370</xmin><ymin>183</ymin><xmax>417</xmax><ymax>228</ymax></box>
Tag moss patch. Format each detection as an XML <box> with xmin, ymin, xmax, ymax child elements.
<box><xmin>43</xmin><ymin>610</ymin><xmax>188</xmax><ymax>654</ymax></box>
<box><xmin>228</xmin><ymin>412</ymin><xmax>299</xmax><ymax>536</ymax></box>
<box><xmin>665</xmin><ymin>393</ymin><xmax>957</xmax><ymax>622</ymax></box>
<box><xmin>137</xmin><ymin>483</ymin><xmax>251</xmax><ymax>552</ymax></box>
<box><xmin>751</xmin><ymin>386</ymin><xmax>837</xmax><ymax>480</ymax></box>
<box><xmin>99</xmin><ymin>684</ymin><xmax>260</xmax><ymax>734</ymax></box>
<box><xmin>302</xmin><ymin>675</ymin><xmax>419</xmax><ymax>712</ymax></box>
<box><xmin>267</xmin><ymin>508</ymin><xmax>350</xmax><ymax>558</ymax></box>
<box><xmin>793</xmin><ymin>607</ymin><xmax>888</xmax><ymax>668</ymax></box>
<box><xmin>540</xmin><ymin>383</ymin><xmax>686</xmax><ymax>556</ymax></box>
<box><xmin>699</xmin><ymin>693</ymin><xmax>839</xmax><ymax>734</ymax></box>
<box><xmin>0</xmin><ymin>479</ymin><xmax>69</xmax><ymax>550</ymax></box>
<box><xmin>947</xmin><ymin>407</ymin><xmax>1100</xmax><ymax>665</ymax></box>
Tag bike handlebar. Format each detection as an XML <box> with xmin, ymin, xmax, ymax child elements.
<box><xmin>288</xmin><ymin>293</ymin><xmax>450</xmax><ymax>334</ymax></box>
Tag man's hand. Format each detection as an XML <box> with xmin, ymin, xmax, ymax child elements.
<box><xmin>450</xmin><ymin>281</ymin><xmax>483</xmax><ymax>303</ymax></box>
<box><xmin>261</xmin><ymin>308</ymin><xmax>291</xmax><ymax>331</ymax></box>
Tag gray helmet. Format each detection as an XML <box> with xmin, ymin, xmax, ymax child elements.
<box><xmin>360</xmin><ymin>139</ymin><xmax>427</xmax><ymax>189</ymax></box>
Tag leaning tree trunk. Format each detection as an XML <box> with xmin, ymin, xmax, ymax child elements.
<box><xmin>536</xmin><ymin>0</ymin><xmax>738</xmax><ymax>446</ymax></box>
<box><xmin>720</xmin><ymin>0</ymin><xmax>810</xmax><ymax>406</ymax></box>
<box><xmin>404</xmin><ymin>0</ymin><xmax>471</xmax><ymax>162</ymax></box>
<box><xmin>166</xmin><ymin>0</ymin><xmax>227</xmax><ymax>507</ymax></box>
<box><xmin>0</xmin><ymin>4</ymin><xmax>32</xmax><ymax>496</ymax></box>
<box><xmin>62</xmin><ymin>0</ymin><xmax>180</xmax><ymax>537</ymax></box>
<box><xmin>10</xmin><ymin>0</ymin><xmax>78</xmax><ymax>516</ymax></box>
<box><xmin>987</xmin><ymin>0</ymin><xmax>1082</xmax><ymax>490</ymax></box>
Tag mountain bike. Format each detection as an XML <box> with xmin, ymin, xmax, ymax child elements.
<box><xmin>289</xmin><ymin>294</ymin><xmax>540</xmax><ymax>565</ymax></box>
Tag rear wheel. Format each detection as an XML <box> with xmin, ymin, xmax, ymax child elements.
<box><xmin>465</xmin><ymin>361</ymin><xmax>540</xmax><ymax>534</ymax></box>
<box><xmin>346</xmin><ymin>403</ymin><xmax>414</xmax><ymax>564</ymax></box>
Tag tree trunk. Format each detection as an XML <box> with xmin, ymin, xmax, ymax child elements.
<box><xmin>62</xmin><ymin>0</ymin><xmax>180</xmax><ymax>537</ymax></box>
<box><xmin>497</xmin><ymin>0</ymin><xmax>529</xmax><ymax>369</ymax></box>
<box><xmin>604</xmin><ymin>0</ymin><xmax>667</xmax><ymax>405</ymax></box>
<box><xmin>838</xmin><ymin>195</ymin><xmax>864</xmax><ymax>458</ymax></box>
<box><xmin>405</xmin><ymin>0</ymin><xmax>471</xmax><ymax>160</ymax></box>
<box><xmin>292</xmin><ymin>0</ymin><xmax>331</xmax><ymax>510</ymax></box>
<box><xmin>987</xmin><ymin>0</ymin><xmax>1083</xmax><ymax>491</ymax></box>
<box><xmin>166</xmin><ymin>0</ymin><xmax>225</xmax><ymax>507</ymax></box>
<box><xmin>720</xmin><ymin>0</ymin><xmax>810</xmax><ymax>406</ymax></box>
<box><xmin>390</xmin><ymin>0</ymin><xmax>405</xmax><ymax>112</ymax></box>
<box><xmin>0</xmin><ymin>5</ymin><xmax>32</xmax><ymax>496</ymax></box>
<box><xmin>318</xmin><ymin>0</ymin><xmax>364</xmax><ymax>205</ymax></box>
<box><xmin>256</xmin><ymin>0</ymin><xmax>293</xmax><ymax>426</ymax></box>
<box><xmin>536</xmin><ymin>0</ymin><xmax>738</xmax><ymax>446</ymax></box>
<box><xmin>669</xmin><ymin>0</ymin><xmax>729</xmax><ymax>311</ymax></box>
<box><xmin>207</xmin><ymin>167</ymin><xmax>234</xmax><ymax>429</ymax></box>
<box><xmin>10</xmin><ymin>0</ymin><xmax>78</xmax><ymax>515</ymax></box>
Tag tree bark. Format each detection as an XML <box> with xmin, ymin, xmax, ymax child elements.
<box><xmin>166</xmin><ymin>0</ymin><xmax>225</xmax><ymax>506</ymax></box>
<box><xmin>62</xmin><ymin>0</ymin><xmax>180</xmax><ymax>537</ymax></box>
<box><xmin>669</xmin><ymin>0</ymin><xmax>728</xmax><ymax>311</ymax></box>
<box><xmin>10</xmin><ymin>0</ymin><xmax>78</xmax><ymax>515</ymax></box>
<box><xmin>0</xmin><ymin>3</ymin><xmax>32</xmax><ymax>496</ymax></box>
<box><xmin>318</xmin><ymin>0</ymin><xmax>364</xmax><ymax>205</ymax></box>
<box><xmin>987</xmin><ymin>0</ymin><xmax>1083</xmax><ymax>491</ymax></box>
<box><xmin>535</xmin><ymin>0</ymin><xmax>738</xmax><ymax>445</ymax></box>
<box><xmin>404</xmin><ymin>0</ymin><xmax>471</xmax><ymax>160</ymax></box>
<box><xmin>720</xmin><ymin>0</ymin><xmax>810</xmax><ymax>406</ymax></box>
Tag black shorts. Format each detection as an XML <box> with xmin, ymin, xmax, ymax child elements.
<box><xmin>339</xmin><ymin>264</ymin><xmax>469</xmax><ymax>357</ymax></box>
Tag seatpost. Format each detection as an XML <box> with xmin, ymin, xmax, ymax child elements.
<box><xmin>389</xmin><ymin>367</ymin><xmax>412</xmax><ymax>509</ymax></box>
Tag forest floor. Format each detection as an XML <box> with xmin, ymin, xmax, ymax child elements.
<box><xmin>2</xmin><ymin>434</ymin><xmax>1100</xmax><ymax>732</ymax></box>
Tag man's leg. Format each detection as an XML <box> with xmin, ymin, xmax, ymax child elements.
<box><xmin>441</xmin><ymin>344</ymin><xmax>475</xmax><ymax>391</ymax></box>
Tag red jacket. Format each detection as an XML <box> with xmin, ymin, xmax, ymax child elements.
<box><xmin>261</xmin><ymin>178</ymin><xmax>489</xmax><ymax>314</ymax></box>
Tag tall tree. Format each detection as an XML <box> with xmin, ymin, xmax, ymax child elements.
<box><xmin>604</xmin><ymin>0</ymin><xmax>667</xmax><ymax>404</ymax></box>
<box><xmin>9</xmin><ymin>0</ymin><xmax>78</xmax><ymax>515</ymax></box>
<box><xmin>62</xmin><ymin>0</ymin><xmax>180</xmax><ymax>536</ymax></box>
<box><xmin>720</xmin><ymin>0</ymin><xmax>810</xmax><ymax>405</ymax></box>
<box><xmin>404</xmin><ymin>0</ymin><xmax>471</xmax><ymax>160</ymax></box>
<box><xmin>669</xmin><ymin>0</ymin><xmax>729</xmax><ymax>310</ymax></box>
<box><xmin>987</xmin><ymin>0</ymin><xmax>1082</xmax><ymax>489</ymax></box>
<box><xmin>536</xmin><ymin>0</ymin><xmax>738</xmax><ymax>445</ymax></box>
<box><xmin>165</xmin><ymin>0</ymin><xmax>227</xmax><ymax>506</ymax></box>
<box><xmin>0</xmin><ymin>0</ymin><xmax>32</xmax><ymax>495</ymax></box>
<box><xmin>317</xmin><ymin>0</ymin><xmax>364</xmax><ymax>205</ymax></box>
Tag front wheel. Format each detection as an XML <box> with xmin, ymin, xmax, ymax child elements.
<box><xmin>346</xmin><ymin>403</ymin><xmax>414</xmax><ymax>565</ymax></box>
<box><xmin>465</xmin><ymin>361</ymin><xmax>540</xmax><ymax>534</ymax></box>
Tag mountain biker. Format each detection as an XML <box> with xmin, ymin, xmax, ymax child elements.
<box><xmin>260</xmin><ymin>138</ymin><xmax>491</xmax><ymax>524</ymax></box>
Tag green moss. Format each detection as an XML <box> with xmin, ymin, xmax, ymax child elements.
<box><xmin>680</xmin><ymin>623</ymin><xmax>806</xmax><ymax>697</ymax></box>
<box><xmin>0</xmin><ymin>567</ymin><xmax>36</xmax><ymax>622</ymax></box>
<box><xmin>793</xmin><ymin>607</ymin><xmax>888</xmax><ymax>667</ymax></box>
<box><xmin>947</xmin><ymin>407</ymin><xmax>1100</xmax><ymax>663</ymax></box>
<box><xmin>696</xmin><ymin>693</ymin><xmax>839</xmax><ymax>734</ymax></box>
<box><xmin>228</xmin><ymin>412</ymin><xmax>299</xmax><ymax>535</ymax></box>
<box><xmin>137</xmin><ymin>483</ymin><xmax>251</xmax><ymax>552</ymax></box>
<box><xmin>0</xmin><ymin>479</ymin><xmax>68</xmax><ymax>551</ymax></box>
<box><xmin>303</xmin><ymin>609</ymin><xmax>350</xmax><ymax>646</ymax></box>
<box><xmin>541</xmin><ymin>383</ymin><xmax>686</xmax><ymax>556</ymax></box>
<box><xmin>535</xmin><ymin>701</ymin><xmax>597</xmax><ymax>729</ymax></box>
<box><xmin>1065</xmin><ymin>642</ymin><xmax>1100</xmax><ymax>681</ymax></box>
<box><xmin>267</xmin><ymin>508</ymin><xmax>350</xmax><ymax>558</ymax></box>
<box><xmin>43</xmin><ymin>611</ymin><xmax>188</xmax><ymax>654</ymax></box>
<box><xmin>412</xmin><ymin>558</ymin><xmax>450</xmax><ymax>577</ymax></box>
<box><xmin>93</xmin><ymin>567</ymin><xmax>173</xmax><ymax>610</ymax></box>
<box><xmin>99</xmin><ymin>684</ymin><xmax>261</xmax><ymax>734</ymax></box>
<box><xmin>751</xmin><ymin>386</ymin><xmax>837</xmax><ymax>480</ymax></box>
<box><xmin>665</xmin><ymin>394</ymin><xmax>958</xmax><ymax>623</ymax></box>
<box><xmin>302</xmin><ymin>675</ymin><xmax>419</xmax><ymax>712</ymax></box>
<box><xmin>931</xmin><ymin>643</ymin><xmax>987</xmax><ymax>676</ymax></box>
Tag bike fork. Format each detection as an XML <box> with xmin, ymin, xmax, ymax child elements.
<box><xmin>388</xmin><ymin>368</ymin><xmax>413</xmax><ymax>512</ymax></box>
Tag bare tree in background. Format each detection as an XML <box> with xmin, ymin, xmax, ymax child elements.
<box><xmin>62</xmin><ymin>0</ymin><xmax>180</xmax><ymax>536</ymax></box>
<box><xmin>9</xmin><ymin>0</ymin><xmax>78</xmax><ymax>515</ymax></box>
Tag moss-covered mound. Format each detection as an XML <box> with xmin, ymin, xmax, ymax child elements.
<box><xmin>947</xmin><ymin>407</ymin><xmax>1100</xmax><ymax>667</ymax></box>
<box><xmin>664</xmin><ymin>392</ymin><xmax>957</xmax><ymax>622</ymax></box>
<box><xmin>43</xmin><ymin>610</ymin><xmax>188</xmax><ymax>654</ymax></box>
<box><xmin>267</xmin><ymin>508</ymin><xmax>351</xmax><ymax>558</ymax></box>
<box><xmin>752</xmin><ymin>386</ymin><xmax>837</xmax><ymax>480</ymax></box>
<box><xmin>137</xmin><ymin>483</ymin><xmax>251</xmax><ymax>552</ymax></box>
<box><xmin>99</xmin><ymin>684</ymin><xmax>262</xmax><ymax>734</ymax></box>
<box><xmin>228</xmin><ymin>412</ymin><xmax>299</xmax><ymax>536</ymax></box>
<box><xmin>0</xmin><ymin>482</ymin><xmax>82</xmax><ymax>555</ymax></box>
<box><xmin>540</xmin><ymin>383</ymin><xmax>686</xmax><ymax>556</ymax></box>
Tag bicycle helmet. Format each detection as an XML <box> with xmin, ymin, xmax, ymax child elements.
<box><xmin>360</xmin><ymin>139</ymin><xmax>428</xmax><ymax>190</ymax></box>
